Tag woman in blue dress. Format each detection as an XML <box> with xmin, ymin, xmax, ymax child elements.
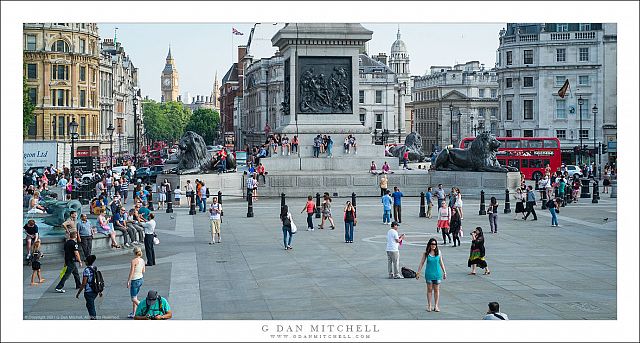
<box><xmin>416</xmin><ymin>238</ymin><xmax>447</xmax><ymax>312</ymax></box>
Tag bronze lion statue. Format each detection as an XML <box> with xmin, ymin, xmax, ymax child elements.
<box><xmin>388</xmin><ymin>132</ymin><xmax>427</xmax><ymax>162</ymax></box>
<box><xmin>176</xmin><ymin>131</ymin><xmax>236</xmax><ymax>174</ymax></box>
<box><xmin>433</xmin><ymin>132</ymin><xmax>517</xmax><ymax>172</ymax></box>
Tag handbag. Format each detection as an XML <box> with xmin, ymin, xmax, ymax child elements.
<box><xmin>290</xmin><ymin>220</ymin><xmax>297</xmax><ymax>234</ymax></box>
<box><xmin>153</xmin><ymin>236</ymin><xmax>160</xmax><ymax>245</ymax></box>
<box><xmin>354</xmin><ymin>217</ymin><xmax>358</xmax><ymax>226</ymax></box>
<box><xmin>460</xmin><ymin>228</ymin><xmax>464</xmax><ymax>238</ymax></box>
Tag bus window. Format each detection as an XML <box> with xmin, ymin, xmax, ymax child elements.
<box><xmin>464</xmin><ymin>141</ymin><xmax>472</xmax><ymax>149</ymax></box>
<box><xmin>530</xmin><ymin>159</ymin><xmax>543</xmax><ymax>168</ymax></box>
<box><xmin>528</xmin><ymin>140</ymin><xmax>543</xmax><ymax>148</ymax></box>
<box><xmin>544</xmin><ymin>159</ymin><xmax>550</xmax><ymax>167</ymax></box>
<box><xmin>504</xmin><ymin>140</ymin><xmax>520</xmax><ymax>148</ymax></box>
<box><xmin>543</xmin><ymin>140</ymin><xmax>559</xmax><ymax>148</ymax></box>
<box><xmin>521</xmin><ymin>159</ymin><xmax>529</xmax><ymax>168</ymax></box>
<box><xmin>507</xmin><ymin>159</ymin><xmax>520</xmax><ymax>169</ymax></box>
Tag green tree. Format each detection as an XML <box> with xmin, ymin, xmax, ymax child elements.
<box><xmin>142</xmin><ymin>100</ymin><xmax>191</xmax><ymax>142</ymax></box>
<box><xmin>23</xmin><ymin>77</ymin><xmax>35</xmax><ymax>137</ymax></box>
<box><xmin>185</xmin><ymin>108</ymin><xmax>221</xmax><ymax>145</ymax></box>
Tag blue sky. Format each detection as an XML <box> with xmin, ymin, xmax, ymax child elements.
<box><xmin>97</xmin><ymin>23</ymin><xmax>504</xmax><ymax>102</ymax></box>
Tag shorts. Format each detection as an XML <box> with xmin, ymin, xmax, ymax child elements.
<box><xmin>130</xmin><ymin>278</ymin><xmax>143</xmax><ymax>298</ymax></box>
<box><xmin>425</xmin><ymin>279</ymin><xmax>442</xmax><ymax>285</ymax></box>
<box><xmin>158</xmin><ymin>193</ymin><xmax>166</xmax><ymax>202</ymax></box>
<box><xmin>210</xmin><ymin>219</ymin><xmax>221</xmax><ymax>234</ymax></box>
<box><xmin>31</xmin><ymin>261</ymin><xmax>41</xmax><ymax>271</ymax></box>
<box><xmin>322</xmin><ymin>210</ymin><xmax>332</xmax><ymax>218</ymax></box>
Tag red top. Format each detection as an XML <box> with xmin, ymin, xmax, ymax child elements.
<box><xmin>306</xmin><ymin>200</ymin><xmax>315</xmax><ymax>213</ymax></box>
<box><xmin>257</xmin><ymin>165</ymin><xmax>265</xmax><ymax>173</ymax></box>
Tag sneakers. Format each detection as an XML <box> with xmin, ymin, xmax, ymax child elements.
<box><xmin>394</xmin><ymin>275</ymin><xmax>403</xmax><ymax>279</ymax></box>
<box><xmin>133</xmin><ymin>241</ymin><xmax>142</xmax><ymax>246</ymax></box>
<box><xmin>209</xmin><ymin>241</ymin><xmax>214</xmax><ymax>245</ymax></box>
<box><xmin>55</xmin><ymin>288</ymin><xmax>65</xmax><ymax>293</ymax></box>
<box><xmin>124</xmin><ymin>243</ymin><xmax>131</xmax><ymax>247</ymax></box>
<box><xmin>128</xmin><ymin>312</ymin><xmax>134</xmax><ymax>318</ymax></box>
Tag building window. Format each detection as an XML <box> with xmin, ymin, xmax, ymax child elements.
<box><xmin>523</xmin><ymin>130</ymin><xmax>534</xmax><ymax>137</ymax></box>
<box><xmin>479</xmin><ymin>89</ymin><xmax>485</xmax><ymax>98</ymax></box>
<box><xmin>375</xmin><ymin>90</ymin><xmax>382</xmax><ymax>104</ymax></box>
<box><xmin>359</xmin><ymin>113</ymin><xmax>365</xmax><ymax>125</ymax></box>
<box><xmin>79</xmin><ymin>66</ymin><xmax>86</xmax><ymax>82</ymax></box>
<box><xmin>51</xmin><ymin>89</ymin><xmax>67</xmax><ymax>106</ymax></box>
<box><xmin>579</xmin><ymin>47</ymin><xmax>589</xmax><ymax>62</ymax></box>
<box><xmin>28</xmin><ymin>87</ymin><xmax>37</xmax><ymax>105</ymax></box>
<box><xmin>58</xmin><ymin>116</ymin><xmax>65</xmax><ymax>136</ymax></box>
<box><xmin>51</xmin><ymin>65</ymin><xmax>69</xmax><ymax>80</ymax></box>
<box><xmin>556</xmin><ymin>100</ymin><xmax>566</xmax><ymax>119</ymax></box>
<box><xmin>523</xmin><ymin>77</ymin><xmax>534</xmax><ymax>87</ymax></box>
<box><xmin>556</xmin><ymin>130</ymin><xmax>566</xmax><ymax>139</ymax></box>
<box><xmin>506</xmin><ymin>78</ymin><xmax>513</xmax><ymax>88</ymax></box>
<box><xmin>506</xmin><ymin>101</ymin><xmax>513</xmax><ymax>120</ymax></box>
<box><xmin>79</xmin><ymin>39</ymin><xmax>86</xmax><ymax>54</ymax></box>
<box><xmin>556</xmin><ymin>24</ymin><xmax>568</xmax><ymax>32</ymax></box>
<box><xmin>491</xmin><ymin>89</ymin><xmax>497</xmax><ymax>98</ymax></box>
<box><xmin>26</xmin><ymin>63</ymin><xmax>37</xmax><ymax>79</ymax></box>
<box><xmin>555</xmin><ymin>76</ymin><xmax>566</xmax><ymax>87</ymax></box>
<box><xmin>523</xmin><ymin>99</ymin><xmax>534</xmax><ymax>120</ymax></box>
<box><xmin>579</xmin><ymin>129</ymin><xmax>589</xmax><ymax>139</ymax></box>
<box><xmin>506</xmin><ymin>51</ymin><xmax>512</xmax><ymax>65</ymax></box>
<box><xmin>51</xmin><ymin>40</ymin><xmax>69</xmax><ymax>52</ymax></box>
<box><xmin>580</xmin><ymin>99</ymin><xmax>590</xmax><ymax>119</ymax></box>
<box><xmin>375</xmin><ymin>113</ymin><xmax>383</xmax><ymax>129</ymax></box>
<box><xmin>80</xmin><ymin>90</ymin><xmax>86</xmax><ymax>107</ymax></box>
<box><xmin>578</xmin><ymin>75</ymin><xmax>589</xmax><ymax>86</ymax></box>
<box><xmin>26</xmin><ymin>35</ymin><xmax>36</xmax><ymax>50</ymax></box>
<box><xmin>491</xmin><ymin>108</ymin><xmax>497</xmax><ymax>117</ymax></box>
<box><xmin>80</xmin><ymin>116</ymin><xmax>86</xmax><ymax>136</ymax></box>
<box><xmin>505</xmin><ymin>130</ymin><xmax>513</xmax><ymax>137</ymax></box>
<box><xmin>556</xmin><ymin>48</ymin><xmax>566</xmax><ymax>62</ymax></box>
<box><xmin>523</xmin><ymin>50</ymin><xmax>533</xmax><ymax>64</ymax></box>
<box><xmin>579</xmin><ymin>23</ymin><xmax>591</xmax><ymax>31</ymax></box>
<box><xmin>478</xmin><ymin>108</ymin><xmax>485</xmax><ymax>117</ymax></box>
<box><xmin>359</xmin><ymin>90</ymin><xmax>364</xmax><ymax>104</ymax></box>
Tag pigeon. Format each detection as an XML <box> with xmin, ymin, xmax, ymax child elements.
<box><xmin>170</xmin><ymin>215</ymin><xmax>175</xmax><ymax>220</ymax></box>
<box><xmin>603</xmin><ymin>218</ymin><xmax>608</xmax><ymax>222</ymax></box>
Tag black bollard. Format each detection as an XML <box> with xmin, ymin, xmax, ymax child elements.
<box><xmin>580</xmin><ymin>178</ymin><xmax>591</xmax><ymax>198</ymax></box>
<box><xmin>166</xmin><ymin>187</ymin><xmax>173</xmax><ymax>213</ymax></box>
<box><xmin>592</xmin><ymin>181</ymin><xmax>599</xmax><ymax>204</ymax></box>
<box><xmin>247</xmin><ymin>191</ymin><xmax>254</xmax><ymax>217</ymax></box>
<box><xmin>503</xmin><ymin>189</ymin><xmax>511</xmax><ymax>214</ymax></box>
<box><xmin>479</xmin><ymin>190</ymin><xmax>487</xmax><ymax>215</ymax></box>
<box><xmin>541</xmin><ymin>189</ymin><xmax>548</xmax><ymax>210</ymax></box>
<box><xmin>218</xmin><ymin>191</ymin><xmax>224</xmax><ymax>216</ymax></box>
<box><xmin>315</xmin><ymin>192</ymin><xmax>321</xmax><ymax>218</ymax></box>
<box><xmin>189</xmin><ymin>191</ymin><xmax>196</xmax><ymax>215</ymax></box>
<box><xmin>419</xmin><ymin>192</ymin><xmax>426</xmax><ymax>217</ymax></box>
<box><xmin>281</xmin><ymin>193</ymin><xmax>286</xmax><ymax>213</ymax></box>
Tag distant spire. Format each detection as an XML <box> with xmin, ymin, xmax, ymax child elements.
<box><xmin>397</xmin><ymin>25</ymin><xmax>401</xmax><ymax>40</ymax></box>
<box><xmin>167</xmin><ymin>44</ymin><xmax>172</xmax><ymax>60</ymax></box>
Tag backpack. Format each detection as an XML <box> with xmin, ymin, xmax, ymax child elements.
<box><xmin>401</xmin><ymin>267</ymin><xmax>416</xmax><ymax>279</ymax></box>
<box><xmin>89</xmin><ymin>266</ymin><xmax>105</xmax><ymax>294</ymax></box>
<box><xmin>206</xmin><ymin>188</ymin><xmax>210</xmax><ymax>199</ymax></box>
<box><xmin>141</xmin><ymin>296</ymin><xmax>165</xmax><ymax>316</ymax></box>
<box><xmin>282</xmin><ymin>214</ymin><xmax>291</xmax><ymax>227</ymax></box>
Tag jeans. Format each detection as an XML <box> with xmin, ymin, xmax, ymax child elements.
<box><xmin>221</xmin><ymin>159</ymin><xmax>227</xmax><ymax>171</ymax></box>
<box><xmin>380</xmin><ymin>188</ymin><xmax>387</xmax><ymax>197</ymax></box>
<box><xmin>489</xmin><ymin>213</ymin><xmax>498</xmax><ymax>233</ymax></box>
<box><xmin>127</xmin><ymin>222</ymin><xmax>145</xmax><ymax>242</ymax></box>
<box><xmin>313</xmin><ymin>146</ymin><xmax>320</xmax><ymax>158</ymax></box>
<box><xmin>549</xmin><ymin>208</ymin><xmax>558</xmax><ymax>226</ymax></box>
<box><xmin>437</xmin><ymin>198</ymin><xmax>444</xmax><ymax>209</ymax></box>
<box><xmin>196</xmin><ymin>196</ymin><xmax>202</xmax><ymax>210</ymax></box>
<box><xmin>114</xmin><ymin>225</ymin><xmax>133</xmax><ymax>244</ymax></box>
<box><xmin>344</xmin><ymin>221</ymin><xmax>354</xmax><ymax>242</ymax></box>
<box><xmin>386</xmin><ymin>251</ymin><xmax>400</xmax><ymax>277</ymax></box>
<box><xmin>327</xmin><ymin>145</ymin><xmax>333</xmax><ymax>157</ymax></box>
<box><xmin>56</xmin><ymin>260</ymin><xmax>81</xmax><ymax>290</ymax></box>
<box><xmin>144</xmin><ymin>234</ymin><xmax>156</xmax><ymax>265</ymax></box>
<box><xmin>306</xmin><ymin>213</ymin><xmax>314</xmax><ymax>229</ymax></box>
<box><xmin>403</xmin><ymin>158</ymin><xmax>408</xmax><ymax>169</ymax></box>
<box><xmin>393</xmin><ymin>205</ymin><xmax>402</xmax><ymax>223</ymax></box>
<box><xmin>282</xmin><ymin>226</ymin><xmax>293</xmax><ymax>247</ymax></box>
<box><xmin>130</xmin><ymin>278</ymin><xmax>143</xmax><ymax>298</ymax></box>
<box><xmin>202</xmin><ymin>197</ymin><xmax>207</xmax><ymax>212</ymax></box>
<box><xmin>79</xmin><ymin>236</ymin><xmax>93</xmax><ymax>258</ymax></box>
<box><xmin>383</xmin><ymin>209</ymin><xmax>391</xmax><ymax>223</ymax></box>
<box><xmin>291</xmin><ymin>144</ymin><xmax>298</xmax><ymax>153</ymax></box>
<box><xmin>84</xmin><ymin>291</ymin><xmax>98</xmax><ymax>319</ymax></box>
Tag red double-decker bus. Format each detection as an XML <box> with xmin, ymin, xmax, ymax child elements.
<box><xmin>460</xmin><ymin>137</ymin><xmax>561</xmax><ymax>180</ymax></box>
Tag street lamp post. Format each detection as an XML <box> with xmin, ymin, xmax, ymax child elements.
<box><xmin>578</xmin><ymin>95</ymin><xmax>584</xmax><ymax>165</ymax></box>
<box><xmin>592</xmin><ymin>104</ymin><xmax>598</xmax><ymax>178</ymax></box>
<box><xmin>133</xmin><ymin>91</ymin><xmax>139</xmax><ymax>167</ymax></box>
<box><xmin>470</xmin><ymin>114</ymin><xmax>475</xmax><ymax>137</ymax></box>
<box><xmin>69</xmin><ymin>118</ymin><xmax>79</xmax><ymax>199</ymax></box>
<box><xmin>457</xmin><ymin>111</ymin><xmax>462</xmax><ymax>145</ymax></box>
<box><xmin>449</xmin><ymin>103</ymin><xmax>454</xmax><ymax>146</ymax></box>
<box><xmin>107</xmin><ymin>123</ymin><xmax>115</xmax><ymax>170</ymax></box>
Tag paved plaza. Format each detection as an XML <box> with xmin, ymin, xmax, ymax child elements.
<box><xmin>23</xmin><ymin>195</ymin><xmax>617</xmax><ymax>320</ymax></box>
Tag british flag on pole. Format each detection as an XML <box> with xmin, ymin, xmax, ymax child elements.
<box><xmin>232</xmin><ymin>27</ymin><xmax>244</xmax><ymax>35</ymax></box>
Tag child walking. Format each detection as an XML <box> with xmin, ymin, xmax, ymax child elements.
<box><xmin>174</xmin><ymin>185</ymin><xmax>182</xmax><ymax>207</ymax></box>
<box><xmin>30</xmin><ymin>240</ymin><xmax>46</xmax><ymax>285</ymax></box>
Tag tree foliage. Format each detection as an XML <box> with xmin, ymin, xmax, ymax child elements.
<box><xmin>184</xmin><ymin>108</ymin><xmax>221</xmax><ymax>145</ymax></box>
<box><xmin>142</xmin><ymin>100</ymin><xmax>192</xmax><ymax>142</ymax></box>
<box><xmin>23</xmin><ymin>77</ymin><xmax>35</xmax><ymax>137</ymax></box>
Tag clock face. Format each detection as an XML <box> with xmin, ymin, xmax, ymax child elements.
<box><xmin>163</xmin><ymin>78</ymin><xmax>171</xmax><ymax>87</ymax></box>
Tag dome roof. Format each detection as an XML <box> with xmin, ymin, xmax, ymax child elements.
<box><xmin>391</xmin><ymin>28</ymin><xmax>408</xmax><ymax>54</ymax></box>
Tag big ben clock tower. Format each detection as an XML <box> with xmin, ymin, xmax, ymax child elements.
<box><xmin>161</xmin><ymin>46</ymin><xmax>179</xmax><ymax>102</ymax></box>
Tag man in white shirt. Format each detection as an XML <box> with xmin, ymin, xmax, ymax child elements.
<box><xmin>482</xmin><ymin>302</ymin><xmax>509</xmax><ymax>320</ymax></box>
<box><xmin>208</xmin><ymin>197</ymin><xmax>222</xmax><ymax>245</ymax></box>
<box><xmin>386</xmin><ymin>222</ymin><xmax>405</xmax><ymax>279</ymax></box>
<box><xmin>143</xmin><ymin>213</ymin><xmax>157</xmax><ymax>266</ymax></box>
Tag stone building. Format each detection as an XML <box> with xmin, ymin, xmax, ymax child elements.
<box><xmin>495</xmin><ymin>23</ymin><xmax>617</xmax><ymax>164</ymax></box>
<box><xmin>388</xmin><ymin>28</ymin><xmax>411</xmax><ymax>141</ymax></box>
<box><xmin>412</xmin><ymin>61</ymin><xmax>499</xmax><ymax>152</ymax></box>
<box><xmin>23</xmin><ymin>23</ymin><xmax>102</xmax><ymax>158</ymax></box>
<box><xmin>161</xmin><ymin>46</ymin><xmax>179</xmax><ymax>102</ymax></box>
<box><xmin>219</xmin><ymin>45</ymin><xmax>246</xmax><ymax>147</ymax></box>
<box><xmin>359</xmin><ymin>53</ymin><xmax>400</xmax><ymax>144</ymax></box>
<box><xmin>184</xmin><ymin>95</ymin><xmax>216</xmax><ymax>112</ymax></box>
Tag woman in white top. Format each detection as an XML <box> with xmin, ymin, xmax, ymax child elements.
<box><xmin>127</xmin><ymin>247</ymin><xmax>146</xmax><ymax>318</ymax></box>
<box><xmin>454</xmin><ymin>187</ymin><xmax>464</xmax><ymax>220</ymax></box>
<box><xmin>27</xmin><ymin>192</ymin><xmax>46</xmax><ymax>214</ymax></box>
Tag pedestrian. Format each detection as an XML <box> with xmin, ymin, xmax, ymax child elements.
<box><xmin>379</xmin><ymin>174</ymin><xmax>388</xmax><ymax>197</ymax></box>
<box><xmin>437</xmin><ymin>201</ymin><xmax>452</xmax><ymax>244</ymax></box>
<box><xmin>547</xmin><ymin>197</ymin><xmax>560</xmax><ymax>227</ymax></box>
<box><xmin>416</xmin><ymin>238</ymin><xmax>447</xmax><ymax>312</ymax></box>
<box><xmin>280</xmin><ymin>205</ymin><xmax>294</xmax><ymax>250</ymax></box>
<box><xmin>128</xmin><ymin>208</ymin><xmax>146</xmax><ymax>243</ymax></box>
<box><xmin>250</xmin><ymin>174</ymin><xmax>259</xmax><ymax>202</ymax></box>
<box><xmin>185</xmin><ymin>180</ymin><xmax>194</xmax><ymax>207</ymax></box>
<box><xmin>468</xmin><ymin>227</ymin><xmax>490</xmax><ymax>275</ymax></box>
<box><xmin>158</xmin><ymin>179</ymin><xmax>169</xmax><ymax>210</ymax></box>
<box><xmin>392</xmin><ymin>186</ymin><xmax>404</xmax><ymax>223</ymax></box>
<box><xmin>257</xmin><ymin>163</ymin><xmax>267</xmax><ymax>184</ymax></box>
<box><xmin>143</xmin><ymin>213</ymin><xmax>157</xmax><ymax>266</ymax></box>
<box><xmin>370</xmin><ymin>161</ymin><xmax>378</xmax><ymax>174</ymax></box>
<box><xmin>386</xmin><ymin>222</ymin><xmax>405</xmax><ymax>279</ymax></box>
<box><xmin>603</xmin><ymin>168</ymin><xmax>611</xmax><ymax>193</ymax></box>
<box><xmin>291</xmin><ymin>135</ymin><xmax>299</xmax><ymax>154</ymax></box>
<box><xmin>301</xmin><ymin>195</ymin><xmax>316</xmax><ymax>231</ymax></box>
<box><xmin>343</xmin><ymin>136</ymin><xmax>350</xmax><ymax>154</ymax></box>
<box><xmin>120</xmin><ymin>177</ymin><xmax>129</xmax><ymax>205</ymax></box>
<box><xmin>55</xmin><ymin>231</ymin><xmax>83</xmax><ymax>293</ymax></box>
<box><xmin>514</xmin><ymin>188</ymin><xmax>526</xmax><ymax>220</ymax></box>
<box><xmin>77</xmin><ymin>213</ymin><xmax>95</xmax><ymax>258</ymax></box>
<box><xmin>195</xmin><ymin>179</ymin><xmax>202</xmax><ymax>211</ymax></box>
<box><xmin>319</xmin><ymin>193</ymin><xmax>336</xmax><ymax>230</ymax></box>
<box><xmin>96</xmin><ymin>209</ymin><xmax>121</xmax><ymax>249</ymax></box>
<box><xmin>174</xmin><ymin>185</ymin><xmax>182</xmax><ymax>207</ymax></box>
<box><xmin>343</xmin><ymin>201</ymin><xmax>357</xmax><ymax>243</ymax></box>
<box><xmin>105</xmin><ymin>173</ymin><xmax>113</xmax><ymax>197</ymax></box>
<box><xmin>523</xmin><ymin>185</ymin><xmax>538</xmax><ymax>221</ymax></box>
<box><xmin>381</xmin><ymin>190</ymin><xmax>393</xmax><ymax>225</ymax></box>
<box><xmin>23</xmin><ymin>219</ymin><xmax>39</xmax><ymax>260</ymax></box>
<box><xmin>483</xmin><ymin>302</ymin><xmax>509</xmax><ymax>320</ymax></box>
<box><xmin>557</xmin><ymin>177</ymin><xmax>566</xmax><ymax>206</ymax></box>
<box><xmin>313</xmin><ymin>135</ymin><xmax>322</xmax><ymax>158</ymax></box>
<box><xmin>75</xmin><ymin>255</ymin><xmax>101</xmax><ymax>320</ymax></box>
<box><xmin>454</xmin><ymin>187</ymin><xmax>464</xmax><ymax>220</ymax></box>
<box><xmin>199</xmin><ymin>181</ymin><xmax>208</xmax><ymax>212</ymax></box>
<box><xmin>435</xmin><ymin>184</ymin><xmax>446</xmax><ymax>209</ymax></box>
<box><xmin>425</xmin><ymin>187</ymin><xmax>434</xmax><ymax>219</ymax></box>
<box><xmin>349</xmin><ymin>135</ymin><xmax>357</xmax><ymax>154</ymax></box>
<box><xmin>488</xmin><ymin>196</ymin><xmax>499</xmax><ymax>234</ymax></box>
<box><xmin>402</xmin><ymin>150</ymin><xmax>409</xmax><ymax>169</ymax></box>
<box><xmin>281</xmin><ymin>135</ymin><xmax>291</xmax><ymax>155</ymax></box>
<box><xmin>382</xmin><ymin>161</ymin><xmax>391</xmax><ymax>174</ymax></box>
<box><xmin>208</xmin><ymin>197</ymin><xmax>222</xmax><ymax>244</ymax></box>
<box><xmin>449</xmin><ymin>208</ymin><xmax>462</xmax><ymax>247</ymax></box>
<box><xmin>326</xmin><ymin>135</ymin><xmax>334</xmax><ymax>158</ymax></box>
<box><xmin>134</xmin><ymin>290</ymin><xmax>172</xmax><ymax>320</ymax></box>
<box><xmin>29</xmin><ymin>240</ymin><xmax>45</xmax><ymax>285</ymax></box>
<box><xmin>126</xmin><ymin>247</ymin><xmax>146</xmax><ymax>318</ymax></box>
<box><xmin>113</xmin><ymin>206</ymin><xmax>136</xmax><ymax>247</ymax></box>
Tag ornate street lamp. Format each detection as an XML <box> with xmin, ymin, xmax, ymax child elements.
<box><xmin>470</xmin><ymin>114</ymin><xmax>475</xmax><ymax>137</ymax></box>
<box><xmin>69</xmin><ymin>118</ymin><xmax>79</xmax><ymax>199</ymax></box>
<box><xmin>592</xmin><ymin>104</ymin><xmax>598</xmax><ymax>178</ymax></box>
<box><xmin>133</xmin><ymin>90</ymin><xmax>140</xmax><ymax>167</ymax></box>
<box><xmin>449</xmin><ymin>103</ymin><xmax>454</xmax><ymax>146</ymax></box>
<box><xmin>457</xmin><ymin>110</ymin><xmax>462</xmax><ymax>145</ymax></box>
<box><xmin>578</xmin><ymin>95</ymin><xmax>584</xmax><ymax>165</ymax></box>
<box><xmin>107</xmin><ymin>123</ymin><xmax>115</xmax><ymax>170</ymax></box>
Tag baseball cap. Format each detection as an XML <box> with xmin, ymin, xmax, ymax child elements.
<box><xmin>391</xmin><ymin>221</ymin><xmax>399</xmax><ymax>227</ymax></box>
<box><xmin>146</xmin><ymin>290</ymin><xmax>158</xmax><ymax>305</ymax></box>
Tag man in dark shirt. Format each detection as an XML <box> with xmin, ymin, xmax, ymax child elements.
<box><xmin>391</xmin><ymin>186</ymin><xmax>404</xmax><ymax>223</ymax></box>
<box><xmin>55</xmin><ymin>231</ymin><xmax>82</xmax><ymax>293</ymax></box>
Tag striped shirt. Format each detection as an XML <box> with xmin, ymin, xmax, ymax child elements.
<box><xmin>120</xmin><ymin>179</ymin><xmax>129</xmax><ymax>192</ymax></box>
